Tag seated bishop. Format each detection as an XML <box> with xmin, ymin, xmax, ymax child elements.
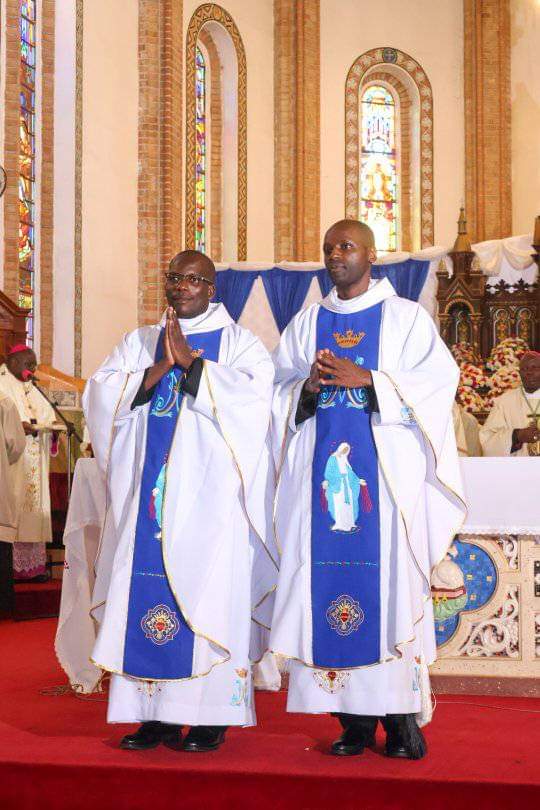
<box><xmin>83</xmin><ymin>250</ymin><xmax>276</xmax><ymax>753</ymax></box>
<box><xmin>270</xmin><ymin>220</ymin><xmax>465</xmax><ymax>760</ymax></box>
<box><xmin>479</xmin><ymin>351</ymin><xmax>540</xmax><ymax>456</ymax></box>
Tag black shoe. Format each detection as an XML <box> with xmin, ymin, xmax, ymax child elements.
<box><xmin>182</xmin><ymin>725</ymin><xmax>227</xmax><ymax>752</ymax></box>
<box><xmin>330</xmin><ymin>715</ymin><xmax>378</xmax><ymax>756</ymax></box>
<box><xmin>120</xmin><ymin>721</ymin><xmax>182</xmax><ymax>750</ymax></box>
<box><xmin>380</xmin><ymin>714</ymin><xmax>427</xmax><ymax>760</ymax></box>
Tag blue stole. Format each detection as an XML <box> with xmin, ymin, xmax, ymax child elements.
<box><xmin>311</xmin><ymin>303</ymin><xmax>383</xmax><ymax>668</ymax></box>
<box><xmin>123</xmin><ymin>327</ymin><xmax>223</xmax><ymax>679</ymax></box>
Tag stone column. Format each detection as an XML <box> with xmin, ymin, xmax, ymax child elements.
<box><xmin>464</xmin><ymin>0</ymin><xmax>512</xmax><ymax>242</ymax></box>
<box><xmin>274</xmin><ymin>0</ymin><xmax>320</xmax><ymax>261</ymax></box>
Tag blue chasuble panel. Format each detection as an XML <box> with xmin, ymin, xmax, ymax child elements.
<box><xmin>123</xmin><ymin>328</ymin><xmax>223</xmax><ymax>679</ymax></box>
<box><xmin>311</xmin><ymin>304</ymin><xmax>383</xmax><ymax>668</ymax></box>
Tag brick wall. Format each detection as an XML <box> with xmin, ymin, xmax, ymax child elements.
<box><xmin>138</xmin><ymin>0</ymin><xmax>183</xmax><ymax>327</ymax></box>
<box><xmin>464</xmin><ymin>0</ymin><xmax>512</xmax><ymax>242</ymax></box>
<box><xmin>274</xmin><ymin>0</ymin><xmax>320</xmax><ymax>262</ymax></box>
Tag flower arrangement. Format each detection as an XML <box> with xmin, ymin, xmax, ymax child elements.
<box><xmin>453</xmin><ymin>337</ymin><xmax>526</xmax><ymax>414</ymax></box>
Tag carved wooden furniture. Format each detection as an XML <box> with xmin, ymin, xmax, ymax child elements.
<box><xmin>437</xmin><ymin>211</ymin><xmax>540</xmax><ymax>358</ymax></box>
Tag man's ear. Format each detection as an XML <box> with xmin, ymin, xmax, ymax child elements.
<box><xmin>368</xmin><ymin>248</ymin><xmax>377</xmax><ymax>264</ymax></box>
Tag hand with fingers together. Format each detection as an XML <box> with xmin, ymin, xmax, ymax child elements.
<box><xmin>317</xmin><ymin>348</ymin><xmax>372</xmax><ymax>389</ymax></box>
<box><xmin>164</xmin><ymin>306</ymin><xmax>195</xmax><ymax>369</ymax></box>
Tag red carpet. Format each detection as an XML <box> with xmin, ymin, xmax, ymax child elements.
<box><xmin>14</xmin><ymin>579</ymin><xmax>61</xmax><ymax>620</ymax></box>
<box><xmin>1</xmin><ymin>618</ymin><xmax>539</xmax><ymax>810</ymax></box>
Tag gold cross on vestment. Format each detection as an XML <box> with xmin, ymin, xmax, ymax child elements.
<box><xmin>526</xmin><ymin>414</ymin><xmax>540</xmax><ymax>456</ymax></box>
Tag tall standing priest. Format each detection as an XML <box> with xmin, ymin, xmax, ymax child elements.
<box><xmin>270</xmin><ymin>221</ymin><xmax>465</xmax><ymax>759</ymax></box>
<box><xmin>83</xmin><ymin>250</ymin><xmax>276</xmax><ymax>752</ymax></box>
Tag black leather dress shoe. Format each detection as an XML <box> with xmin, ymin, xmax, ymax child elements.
<box><xmin>330</xmin><ymin>715</ymin><xmax>378</xmax><ymax>756</ymax></box>
<box><xmin>120</xmin><ymin>721</ymin><xmax>182</xmax><ymax>750</ymax></box>
<box><xmin>381</xmin><ymin>714</ymin><xmax>427</xmax><ymax>760</ymax></box>
<box><xmin>182</xmin><ymin>725</ymin><xmax>227</xmax><ymax>752</ymax></box>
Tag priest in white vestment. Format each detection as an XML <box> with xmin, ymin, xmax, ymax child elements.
<box><xmin>0</xmin><ymin>346</ymin><xmax>56</xmax><ymax>580</ymax></box>
<box><xmin>270</xmin><ymin>221</ymin><xmax>465</xmax><ymax>759</ymax></box>
<box><xmin>453</xmin><ymin>402</ymin><xmax>482</xmax><ymax>457</ymax></box>
<box><xmin>0</xmin><ymin>394</ymin><xmax>26</xmax><ymax>543</ymax></box>
<box><xmin>83</xmin><ymin>250</ymin><xmax>276</xmax><ymax>753</ymax></box>
<box><xmin>479</xmin><ymin>352</ymin><xmax>540</xmax><ymax>456</ymax></box>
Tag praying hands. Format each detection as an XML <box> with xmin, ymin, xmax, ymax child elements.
<box><xmin>316</xmin><ymin>349</ymin><xmax>372</xmax><ymax>389</ymax></box>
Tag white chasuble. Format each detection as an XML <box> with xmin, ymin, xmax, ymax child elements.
<box><xmin>82</xmin><ymin>303</ymin><xmax>277</xmax><ymax>725</ymax></box>
<box><xmin>269</xmin><ymin>279</ymin><xmax>465</xmax><ymax>721</ymax></box>
<box><xmin>479</xmin><ymin>387</ymin><xmax>540</xmax><ymax>457</ymax></box>
<box><xmin>0</xmin><ymin>396</ymin><xmax>26</xmax><ymax>542</ymax></box>
<box><xmin>0</xmin><ymin>365</ymin><xmax>56</xmax><ymax>543</ymax></box>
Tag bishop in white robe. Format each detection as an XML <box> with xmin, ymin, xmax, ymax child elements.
<box><xmin>83</xmin><ymin>250</ymin><xmax>276</xmax><ymax>753</ymax></box>
<box><xmin>0</xmin><ymin>394</ymin><xmax>26</xmax><ymax>611</ymax></box>
<box><xmin>479</xmin><ymin>352</ymin><xmax>540</xmax><ymax>456</ymax></box>
<box><xmin>270</xmin><ymin>221</ymin><xmax>465</xmax><ymax>759</ymax></box>
<box><xmin>0</xmin><ymin>346</ymin><xmax>56</xmax><ymax>580</ymax></box>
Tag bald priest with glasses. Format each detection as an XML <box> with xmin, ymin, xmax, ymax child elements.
<box><xmin>83</xmin><ymin>250</ymin><xmax>277</xmax><ymax>753</ymax></box>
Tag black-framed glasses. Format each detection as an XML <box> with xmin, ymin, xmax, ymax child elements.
<box><xmin>164</xmin><ymin>272</ymin><xmax>214</xmax><ymax>288</ymax></box>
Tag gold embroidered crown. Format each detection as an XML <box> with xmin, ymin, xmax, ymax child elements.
<box><xmin>333</xmin><ymin>329</ymin><xmax>366</xmax><ymax>348</ymax></box>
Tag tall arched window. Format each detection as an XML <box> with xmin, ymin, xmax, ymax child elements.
<box><xmin>360</xmin><ymin>85</ymin><xmax>398</xmax><ymax>252</ymax></box>
<box><xmin>345</xmin><ymin>48</ymin><xmax>434</xmax><ymax>251</ymax></box>
<box><xmin>195</xmin><ymin>46</ymin><xmax>207</xmax><ymax>253</ymax></box>
<box><xmin>186</xmin><ymin>5</ymin><xmax>247</xmax><ymax>260</ymax></box>
<box><xmin>19</xmin><ymin>0</ymin><xmax>37</xmax><ymax>345</ymax></box>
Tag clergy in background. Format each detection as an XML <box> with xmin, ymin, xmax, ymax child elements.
<box><xmin>270</xmin><ymin>220</ymin><xmax>465</xmax><ymax>760</ymax></box>
<box><xmin>83</xmin><ymin>250</ymin><xmax>276</xmax><ymax>753</ymax></box>
<box><xmin>453</xmin><ymin>402</ymin><xmax>482</xmax><ymax>457</ymax></box>
<box><xmin>479</xmin><ymin>351</ymin><xmax>540</xmax><ymax>456</ymax></box>
<box><xmin>0</xmin><ymin>346</ymin><xmax>56</xmax><ymax>581</ymax></box>
<box><xmin>0</xmin><ymin>394</ymin><xmax>26</xmax><ymax>542</ymax></box>
<box><xmin>0</xmin><ymin>394</ymin><xmax>26</xmax><ymax>610</ymax></box>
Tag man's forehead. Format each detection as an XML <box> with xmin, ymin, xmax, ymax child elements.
<box><xmin>521</xmin><ymin>355</ymin><xmax>540</xmax><ymax>366</ymax></box>
<box><xmin>324</xmin><ymin>222</ymin><xmax>372</xmax><ymax>246</ymax></box>
<box><xmin>170</xmin><ymin>255</ymin><xmax>215</xmax><ymax>279</ymax></box>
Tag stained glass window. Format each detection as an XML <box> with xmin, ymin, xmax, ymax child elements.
<box><xmin>195</xmin><ymin>46</ymin><xmax>206</xmax><ymax>253</ymax></box>
<box><xmin>360</xmin><ymin>85</ymin><xmax>398</xmax><ymax>252</ymax></box>
<box><xmin>19</xmin><ymin>0</ymin><xmax>37</xmax><ymax>344</ymax></box>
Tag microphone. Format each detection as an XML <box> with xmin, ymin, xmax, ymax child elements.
<box><xmin>21</xmin><ymin>370</ymin><xmax>35</xmax><ymax>382</ymax></box>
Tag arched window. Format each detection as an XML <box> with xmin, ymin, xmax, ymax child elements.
<box><xmin>186</xmin><ymin>5</ymin><xmax>247</xmax><ymax>260</ymax></box>
<box><xmin>195</xmin><ymin>46</ymin><xmax>207</xmax><ymax>253</ymax></box>
<box><xmin>19</xmin><ymin>0</ymin><xmax>37</xmax><ymax>345</ymax></box>
<box><xmin>360</xmin><ymin>85</ymin><xmax>398</xmax><ymax>252</ymax></box>
<box><xmin>345</xmin><ymin>48</ymin><xmax>434</xmax><ymax>251</ymax></box>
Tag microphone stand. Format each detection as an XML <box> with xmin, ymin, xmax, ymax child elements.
<box><xmin>30</xmin><ymin>378</ymin><xmax>83</xmax><ymax>497</ymax></box>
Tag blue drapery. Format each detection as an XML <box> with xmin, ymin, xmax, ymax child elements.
<box><xmin>213</xmin><ymin>260</ymin><xmax>430</xmax><ymax>329</ymax></box>
<box><xmin>213</xmin><ymin>268</ymin><xmax>260</xmax><ymax>321</ymax></box>
<box><xmin>261</xmin><ymin>268</ymin><xmax>315</xmax><ymax>333</ymax></box>
<box><xmin>316</xmin><ymin>260</ymin><xmax>430</xmax><ymax>303</ymax></box>
<box><xmin>371</xmin><ymin>259</ymin><xmax>430</xmax><ymax>302</ymax></box>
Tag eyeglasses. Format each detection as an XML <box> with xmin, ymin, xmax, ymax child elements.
<box><xmin>164</xmin><ymin>272</ymin><xmax>214</xmax><ymax>288</ymax></box>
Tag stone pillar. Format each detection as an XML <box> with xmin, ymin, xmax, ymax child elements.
<box><xmin>464</xmin><ymin>0</ymin><xmax>512</xmax><ymax>242</ymax></box>
<box><xmin>274</xmin><ymin>0</ymin><xmax>320</xmax><ymax>261</ymax></box>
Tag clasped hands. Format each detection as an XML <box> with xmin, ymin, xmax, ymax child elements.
<box><xmin>305</xmin><ymin>349</ymin><xmax>372</xmax><ymax>394</ymax></box>
<box><xmin>144</xmin><ymin>307</ymin><xmax>194</xmax><ymax>391</ymax></box>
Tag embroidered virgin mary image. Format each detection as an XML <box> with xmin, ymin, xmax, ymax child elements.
<box><xmin>321</xmin><ymin>443</ymin><xmax>372</xmax><ymax>532</ymax></box>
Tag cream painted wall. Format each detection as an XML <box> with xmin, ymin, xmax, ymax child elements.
<box><xmin>183</xmin><ymin>0</ymin><xmax>275</xmax><ymax>262</ymax></box>
<box><xmin>511</xmin><ymin>0</ymin><xmax>540</xmax><ymax>236</ymax></box>
<box><xmin>81</xmin><ymin>0</ymin><xmax>138</xmax><ymax>377</ymax></box>
<box><xmin>320</xmin><ymin>0</ymin><xmax>464</xmax><ymax>253</ymax></box>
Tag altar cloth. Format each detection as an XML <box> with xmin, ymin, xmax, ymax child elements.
<box><xmin>460</xmin><ymin>457</ymin><xmax>540</xmax><ymax>536</ymax></box>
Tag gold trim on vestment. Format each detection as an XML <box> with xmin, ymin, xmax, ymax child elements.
<box><xmin>202</xmin><ymin>361</ymin><xmax>279</xmax><ymax>573</ymax></box>
<box><xmin>272</xmin><ymin>379</ymin><xmax>304</xmax><ymax>558</ymax></box>
<box><xmin>92</xmin><ymin>392</ymin><xmax>232</xmax><ymax>682</ymax></box>
<box><xmin>90</xmin><ymin>371</ymin><xmax>132</xmax><ymax>588</ymax></box>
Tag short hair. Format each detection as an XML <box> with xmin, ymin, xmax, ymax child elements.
<box><xmin>169</xmin><ymin>249</ymin><xmax>216</xmax><ymax>280</ymax></box>
<box><xmin>324</xmin><ymin>219</ymin><xmax>376</xmax><ymax>249</ymax></box>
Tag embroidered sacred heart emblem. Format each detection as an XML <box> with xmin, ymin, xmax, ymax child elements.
<box><xmin>326</xmin><ymin>594</ymin><xmax>364</xmax><ymax>636</ymax></box>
